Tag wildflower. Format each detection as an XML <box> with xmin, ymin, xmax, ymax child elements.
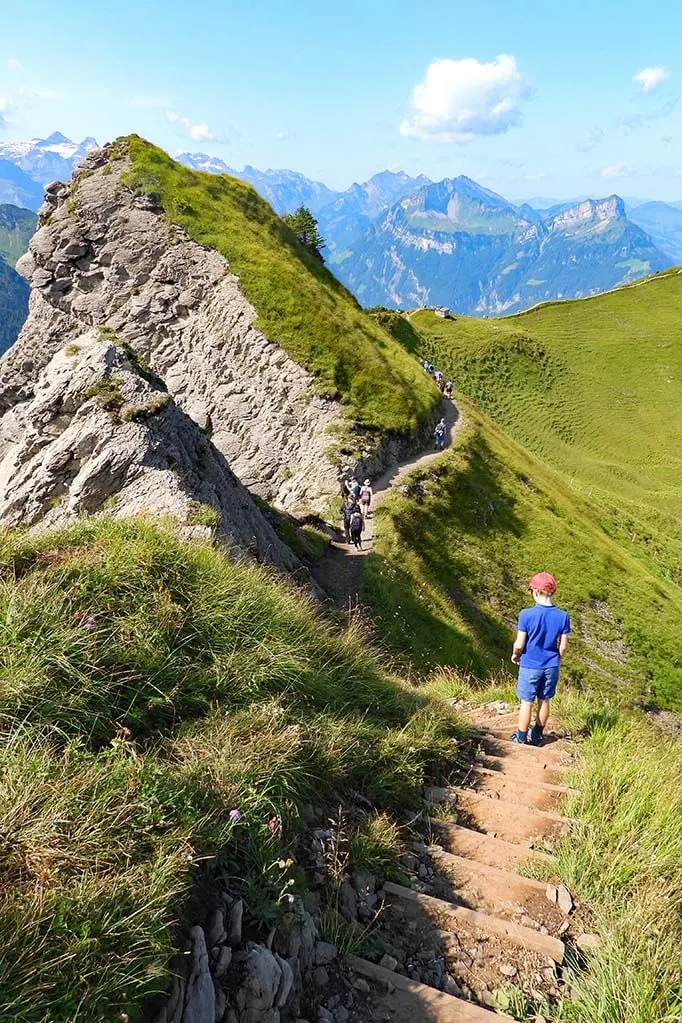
<box><xmin>229</xmin><ymin>809</ymin><xmax>241</xmax><ymax>822</ymax></box>
<box><xmin>267</xmin><ymin>816</ymin><xmax>279</xmax><ymax>833</ymax></box>
<box><xmin>84</xmin><ymin>615</ymin><xmax>95</xmax><ymax>630</ymax></box>
<box><xmin>450</xmin><ymin>738</ymin><xmax>459</xmax><ymax>746</ymax></box>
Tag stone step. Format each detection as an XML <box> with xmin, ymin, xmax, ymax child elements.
<box><xmin>427</xmin><ymin>846</ymin><xmax>566</xmax><ymax>933</ymax></box>
<box><xmin>383</xmin><ymin>882</ymin><xmax>565</xmax><ymax>963</ymax></box>
<box><xmin>347</xmin><ymin>956</ymin><xmax>509</xmax><ymax>1022</ymax></box>
<box><xmin>427</xmin><ymin>786</ymin><xmax>571</xmax><ymax>845</ymax></box>
<box><xmin>474</xmin><ymin>751</ymin><xmax>571</xmax><ymax>788</ymax></box>
<box><xmin>429</xmin><ymin>820</ymin><xmax>555</xmax><ymax>870</ymax></box>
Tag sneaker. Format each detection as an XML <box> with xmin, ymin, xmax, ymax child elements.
<box><xmin>510</xmin><ymin>731</ymin><xmax>527</xmax><ymax>744</ymax></box>
<box><xmin>529</xmin><ymin>729</ymin><xmax>544</xmax><ymax>747</ymax></box>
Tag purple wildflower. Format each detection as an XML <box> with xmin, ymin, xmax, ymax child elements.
<box><xmin>84</xmin><ymin>615</ymin><xmax>95</xmax><ymax>631</ymax></box>
<box><xmin>229</xmin><ymin>809</ymin><xmax>241</xmax><ymax>822</ymax></box>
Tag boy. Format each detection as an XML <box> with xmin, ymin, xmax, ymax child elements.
<box><xmin>510</xmin><ymin>572</ymin><xmax>570</xmax><ymax>746</ymax></box>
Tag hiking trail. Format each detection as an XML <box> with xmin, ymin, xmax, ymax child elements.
<box><xmin>343</xmin><ymin>704</ymin><xmax>588</xmax><ymax>1021</ymax></box>
<box><xmin>312</xmin><ymin>399</ymin><xmax>461</xmax><ymax>610</ymax></box>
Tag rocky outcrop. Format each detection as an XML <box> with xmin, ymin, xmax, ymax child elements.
<box><xmin>10</xmin><ymin>145</ymin><xmax>347</xmax><ymax>514</ymax></box>
<box><xmin>154</xmin><ymin>894</ymin><xmax>319</xmax><ymax>1023</ymax></box>
<box><xmin>0</xmin><ymin>327</ymin><xmax>297</xmax><ymax>568</ymax></box>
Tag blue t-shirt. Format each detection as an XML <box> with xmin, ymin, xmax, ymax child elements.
<box><xmin>518</xmin><ymin>604</ymin><xmax>571</xmax><ymax>669</ymax></box>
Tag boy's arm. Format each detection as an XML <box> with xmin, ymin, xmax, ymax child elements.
<box><xmin>558</xmin><ymin>633</ymin><xmax>569</xmax><ymax>657</ymax></box>
<box><xmin>511</xmin><ymin>630</ymin><xmax>527</xmax><ymax>665</ymax></box>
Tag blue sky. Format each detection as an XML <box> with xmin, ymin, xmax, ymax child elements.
<box><xmin>1</xmin><ymin>0</ymin><xmax>681</xmax><ymax>199</ymax></box>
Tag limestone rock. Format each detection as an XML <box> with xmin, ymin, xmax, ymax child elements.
<box><xmin>557</xmin><ymin>884</ymin><xmax>574</xmax><ymax>915</ymax></box>
<box><xmin>238</xmin><ymin>944</ymin><xmax>283</xmax><ymax>1023</ymax></box>
<box><xmin>576</xmin><ymin>932</ymin><xmax>601</xmax><ymax>952</ymax></box>
<box><xmin>183</xmin><ymin>927</ymin><xmax>215</xmax><ymax>1023</ymax></box>
<box><xmin>314</xmin><ymin>941</ymin><xmax>336</xmax><ymax>966</ymax></box>
<box><xmin>0</xmin><ymin>331</ymin><xmax>298</xmax><ymax>569</ymax></box>
<box><xmin>9</xmin><ymin>145</ymin><xmax>348</xmax><ymax>514</ymax></box>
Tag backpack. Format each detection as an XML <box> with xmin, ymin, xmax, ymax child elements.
<box><xmin>350</xmin><ymin>511</ymin><xmax>363</xmax><ymax>531</ymax></box>
<box><xmin>350</xmin><ymin>481</ymin><xmax>361</xmax><ymax>498</ymax></box>
<box><xmin>360</xmin><ymin>485</ymin><xmax>371</xmax><ymax>501</ymax></box>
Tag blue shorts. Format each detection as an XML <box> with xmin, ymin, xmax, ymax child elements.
<box><xmin>516</xmin><ymin>665</ymin><xmax>560</xmax><ymax>702</ymax></box>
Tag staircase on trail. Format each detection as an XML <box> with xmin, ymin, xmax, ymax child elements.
<box><xmin>345</xmin><ymin>704</ymin><xmax>581</xmax><ymax>1021</ymax></box>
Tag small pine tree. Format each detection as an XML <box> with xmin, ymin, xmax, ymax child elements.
<box><xmin>283</xmin><ymin>205</ymin><xmax>325</xmax><ymax>257</ymax></box>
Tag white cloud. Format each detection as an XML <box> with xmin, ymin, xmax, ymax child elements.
<box><xmin>633</xmin><ymin>67</ymin><xmax>669</xmax><ymax>94</ymax></box>
<box><xmin>166</xmin><ymin>110</ymin><xmax>216</xmax><ymax>142</ymax></box>
<box><xmin>400</xmin><ymin>54</ymin><xmax>530</xmax><ymax>142</ymax></box>
<box><xmin>7</xmin><ymin>58</ymin><xmax>23</xmax><ymax>73</ymax></box>
<box><xmin>602</xmin><ymin>162</ymin><xmax>635</xmax><ymax>178</ymax></box>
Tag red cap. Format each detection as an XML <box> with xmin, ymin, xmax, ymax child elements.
<box><xmin>528</xmin><ymin>572</ymin><xmax>557</xmax><ymax>594</ymax></box>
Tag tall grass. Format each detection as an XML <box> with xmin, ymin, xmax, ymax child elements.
<box><xmin>0</xmin><ymin>518</ymin><xmax>467</xmax><ymax>1023</ymax></box>
<box><xmin>552</xmin><ymin>717</ymin><xmax>682</xmax><ymax>1023</ymax></box>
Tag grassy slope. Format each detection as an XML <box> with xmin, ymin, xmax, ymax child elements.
<box><xmin>0</xmin><ymin>518</ymin><xmax>466</xmax><ymax>1023</ymax></box>
<box><xmin>550</xmin><ymin>712</ymin><xmax>682</xmax><ymax>1023</ymax></box>
<box><xmin>365</xmin><ymin>405</ymin><xmax>682</xmax><ymax>710</ymax></box>
<box><xmin>119</xmin><ymin>136</ymin><xmax>439</xmax><ymax>435</ymax></box>
<box><xmin>410</xmin><ymin>270</ymin><xmax>682</xmax><ymax>586</ymax></box>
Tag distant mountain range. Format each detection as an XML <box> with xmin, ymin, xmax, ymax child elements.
<box><xmin>0</xmin><ymin>131</ymin><xmax>680</xmax><ymax>319</ymax></box>
<box><xmin>177</xmin><ymin>151</ymin><xmax>679</xmax><ymax>313</ymax></box>
<box><xmin>0</xmin><ymin>132</ymin><xmax>97</xmax><ymax>207</ymax></box>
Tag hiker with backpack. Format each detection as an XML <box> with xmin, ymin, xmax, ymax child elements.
<box><xmin>434</xmin><ymin>417</ymin><xmax>447</xmax><ymax>451</ymax></box>
<box><xmin>349</xmin><ymin>507</ymin><xmax>364</xmax><ymax>549</ymax></box>
<box><xmin>342</xmin><ymin>496</ymin><xmax>358</xmax><ymax>543</ymax></box>
<box><xmin>344</xmin><ymin>478</ymin><xmax>361</xmax><ymax>502</ymax></box>
<box><xmin>359</xmin><ymin>479</ymin><xmax>373</xmax><ymax>519</ymax></box>
<box><xmin>444</xmin><ymin>381</ymin><xmax>453</xmax><ymax>399</ymax></box>
<box><xmin>510</xmin><ymin>572</ymin><xmax>571</xmax><ymax>746</ymax></box>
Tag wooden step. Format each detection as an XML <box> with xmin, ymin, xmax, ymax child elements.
<box><xmin>427</xmin><ymin>847</ymin><xmax>566</xmax><ymax>932</ymax></box>
<box><xmin>469</xmin><ymin>768</ymin><xmax>569</xmax><ymax>812</ymax></box>
<box><xmin>427</xmin><ymin>786</ymin><xmax>573</xmax><ymax>845</ymax></box>
<box><xmin>347</xmin><ymin>956</ymin><xmax>508</xmax><ymax>1022</ymax></box>
<box><xmin>473</xmin><ymin>764</ymin><xmax>577</xmax><ymax>796</ymax></box>
<box><xmin>474</xmin><ymin>751</ymin><xmax>571</xmax><ymax>788</ymax></box>
<box><xmin>429</xmin><ymin>820</ymin><xmax>554</xmax><ymax>869</ymax></box>
<box><xmin>479</xmin><ymin>731</ymin><xmax>572</xmax><ymax>763</ymax></box>
<box><xmin>384</xmin><ymin>882</ymin><xmax>565</xmax><ymax>963</ymax></box>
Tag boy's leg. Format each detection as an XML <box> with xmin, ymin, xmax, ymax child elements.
<box><xmin>517</xmin><ymin>700</ymin><xmax>533</xmax><ymax>733</ymax></box>
<box><xmin>512</xmin><ymin>667</ymin><xmax>541</xmax><ymax>743</ymax></box>
<box><xmin>536</xmin><ymin>699</ymin><xmax>551</xmax><ymax>728</ymax></box>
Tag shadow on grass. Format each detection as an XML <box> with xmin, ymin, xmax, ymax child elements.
<box><xmin>366</xmin><ymin>431</ymin><xmax>525</xmax><ymax>676</ymax></box>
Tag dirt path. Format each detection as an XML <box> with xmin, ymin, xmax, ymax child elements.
<box><xmin>312</xmin><ymin>399</ymin><xmax>461</xmax><ymax>610</ymax></box>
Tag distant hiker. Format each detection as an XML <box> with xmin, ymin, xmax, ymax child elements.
<box><xmin>342</xmin><ymin>497</ymin><xmax>358</xmax><ymax>542</ymax></box>
<box><xmin>510</xmin><ymin>572</ymin><xmax>571</xmax><ymax>747</ymax></box>
<box><xmin>349</xmin><ymin>508</ymin><xmax>364</xmax><ymax>549</ymax></box>
<box><xmin>359</xmin><ymin>479</ymin><xmax>373</xmax><ymax>518</ymax></box>
<box><xmin>435</xmin><ymin>370</ymin><xmax>444</xmax><ymax>390</ymax></box>
<box><xmin>445</xmin><ymin>381</ymin><xmax>453</xmax><ymax>399</ymax></box>
<box><xmin>434</xmin><ymin>418</ymin><xmax>447</xmax><ymax>451</ymax></box>
<box><xmin>345</xmin><ymin>478</ymin><xmax>361</xmax><ymax>501</ymax></box>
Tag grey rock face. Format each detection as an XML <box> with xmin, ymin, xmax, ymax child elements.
<box><xmin>0</xmin><ymin>329</ymin><xmax>298</xmax><ymax>568</ymax></box>
<box><xmin>183</xmin><ymin>927</ymin><xmax>216</xmax><ymax>1023</ymax></box>
<box><xmin>10</xmin><ymin>147</ymin><xmax>345</xmax><ymax>514</ymax></box>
